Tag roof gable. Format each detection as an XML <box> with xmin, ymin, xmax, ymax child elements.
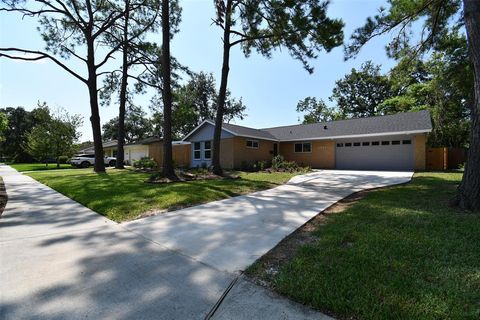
<box><xmin>182</xmin><ymin>120</ymin><xmax>278</xmax><ymax>141</ymax></box>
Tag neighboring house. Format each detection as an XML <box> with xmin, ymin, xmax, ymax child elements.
<box><xmin>78</xmin><ymin>140</ymin><xmax>118</xmax><ymax>157</ymax></box>
<box><xmin>77</xmin><ymin>138</ymin><xmax>191</xmax><ymax>167</ymax></box>
<box><xmin>124</xmin><ymin>140</ymin><xmax>150</xmax><ymax>165</ymax></box>
<box><xmin>183</xmin><ymin>110</ymin><xmax>433</xmax><ymax>171</ymax></box>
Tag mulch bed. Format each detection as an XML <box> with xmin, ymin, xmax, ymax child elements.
<box><xmin>0</xmin><ymin>178</ymin><xmax>7</xmax><ymax>216</ymax></box>
<box><xmin>147</xmin><ymin>171</ymin><xmax>240</xmax><ymax>184</ymax></box>
<box><xmin>246</xmin><ymin>189</ymin><xmax>372</xmax><ymax>288</ymax></box>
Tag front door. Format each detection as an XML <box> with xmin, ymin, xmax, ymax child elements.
<box><xmin>273</xmin><ymin>143</ymin><xmax>278</xmax><ymax>156</ymax></box>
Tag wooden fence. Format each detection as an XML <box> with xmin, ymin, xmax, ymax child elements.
<box><xmin>149</xmin><ymin>143</ymin><xmax>191</xmax><ymax>168</ymax></box>
<box><xmin>426</xmin><ymin>147</ymin><xmax>467</xmax><ymax>170</ymax></box>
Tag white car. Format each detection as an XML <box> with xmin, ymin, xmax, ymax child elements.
<box><xmin>71</xmin><ymin>154</ymin><xmax>117</xmax><ymax>168</ymax></box>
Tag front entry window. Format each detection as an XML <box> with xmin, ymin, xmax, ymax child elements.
<box><xmin>204</xmin><ymin>141</ymin><xmax>212</xmax><ymax>160</ymax></box>
<box><xmin>194</xmin><ymin>142</ymin><xmax>201</xmax><ymax>160</ymax></box>
<box><xmin>193</xmin><ymin>141</ymin><xmax>212</xmax><ymax>160</ymax></box>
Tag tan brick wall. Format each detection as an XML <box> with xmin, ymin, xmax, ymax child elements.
<box><xmin>232</xmin><ymin>137</ymin><xmax>275</xmax><ymax>169</ymax></box>
<box><xmin>219</xmin><ymin>138</ymin><xmax>235</xmax><ymax>169</ymax></box>
<box><xmin>414</xmin><ymin>134</ymin><xmax>427</xmax><ymax>170</ymax></box>
<box><xmin>280</xmin><ymin>140</ymin><xmax>335</xmax><ymax>169</ymax></box>
<box><xmin>148</xmin><ymin>143</ymin><xmax>191</xmax><ymax>168</ymax></box>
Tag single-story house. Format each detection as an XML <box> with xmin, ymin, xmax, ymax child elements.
<box><xmin>182</xmin><ymin>110</ymin><xmax>433</xmax><ymax>171</ymax></box>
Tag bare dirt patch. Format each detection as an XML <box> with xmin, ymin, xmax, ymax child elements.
<box><xmin>0</xmin><ymin>177</ymin><xmax>7</xmax><ymax>216</ymax></box>
<box><xmin>246</xmin><ymin>188</ymin><xmax>373</xmax><ymax>288</ymax></box>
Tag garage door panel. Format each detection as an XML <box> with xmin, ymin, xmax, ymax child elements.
<box><xmin>335</xmin><ymin>135</ymin><xmax>414</xmax><ymax>171</ymax></box>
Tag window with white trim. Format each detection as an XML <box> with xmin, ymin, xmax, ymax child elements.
<box><xmin>246</xmin><ymin>139</ymin><xmax>259</xmax><ymax>149</ymax></box>
<box><xmin>194</xmin><ymin>142</ymin><xmax>201</xmax><ymax>160</ymax></box>
<box><xmin>204</xmin><ymin>141</ymin><xmax>212</xmax><ymax>160</ymax></box>
<box><xmin>294</xmin><ymin>142</ymin><xmax>311</xmax><ymax>153</ymax></box>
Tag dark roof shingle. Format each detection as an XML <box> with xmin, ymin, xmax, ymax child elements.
<box><xmin>221</xmin><ymin>122</ymin><xmax>278</xmax><ymax>140</ymax></box>
<box><xmin>261</xmin><ymin>110</ymin><xmax>432</xmax><ymax>141</ymax></box>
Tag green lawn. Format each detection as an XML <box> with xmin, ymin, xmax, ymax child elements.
<box><xmin>9</xmin><ymin>163</ymin><xmax>74</xmax><ymax>172</ymax></box>
<box><xmin>27</xmin><ymin>169</ymin><xmax>297</xmax><ymax>222</ymax></box>
<box><xmin>247</xmin><ymin>172</ymin><xmax>480</xmax><ymax>319</ymax></box>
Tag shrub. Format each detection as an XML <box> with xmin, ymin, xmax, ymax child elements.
<box><xmin>133</xmin><ymin>157</ymin><xmax>157</xmax><ymax>170</ymax></box>
<box><xmin>240</xmin><ymin>161</ymin><xmax>252</xmax><ymax>171</ymax></box>
<box><xmin>272</xmin><ymin>155</ymin><xmax>285</xmax><ymax>170</ymax></box>
<box><xmin>270</xmin><ymin>155</ymin><xmax>311</xmax><ymax>173</ymax></box>
<box><xmin>57</xmin><ymin>156</ymin><xmax>69</xmax><ymax>164</ymax></box>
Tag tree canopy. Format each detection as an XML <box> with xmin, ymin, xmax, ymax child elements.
<box><xmin>0</xmin><ymin>112</ymin><xmax>8</xmax><ymax>142</ymax></box>
<box><xmin>25</xmin><ymin>104</ymin><xmax>82</xmax><ymax>166</ymax></box>
<box><xmin>296</xmin><ymin>97</ymin><xmax>343</xmax><ymax>124</ymax></box>
<box><xmin>0</xmin><ymin>106</ymin><xmax>40</xmax><ymax>162</ymax></box>
<box><xmin>102</xmin><ymin>104</ymin><xmax>153</xmax><ymax>143</ymax></box>
<box><xmin>331</xmin><ymin>61</ymin><xmax>393</xmax><ymax>118</ymax></box>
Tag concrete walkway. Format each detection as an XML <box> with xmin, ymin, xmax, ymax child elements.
<box><xmin>0</xmin><ymin>165</ymin><xmax>413</xmax><ymax>319</ymax></box>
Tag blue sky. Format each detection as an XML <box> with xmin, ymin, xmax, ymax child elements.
<box><xmin>0</xmin><ymin>0</ymin><xmax>395</xmax><ymax>142</ymax></box>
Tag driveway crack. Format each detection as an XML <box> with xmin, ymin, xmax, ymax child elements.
<box><xmin>204</xmin><ymin>273</ymin><xmax>241</xmax><ymax>320</ymax></box>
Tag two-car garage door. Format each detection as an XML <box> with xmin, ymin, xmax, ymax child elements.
<box><xmin>335</xmin><ymin>135</ymin><xmax>415</xmax><ymax>171</ymax></box>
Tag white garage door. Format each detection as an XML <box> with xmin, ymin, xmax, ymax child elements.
<box><xmin>125</xmin><ymin>147</ymin><xmax>148</xmax><ymax>164</ymax></box>
<box><xmin>335</xmin><ymin>135</ymin><xmax>415</xmax><ymax>171</ymax></box>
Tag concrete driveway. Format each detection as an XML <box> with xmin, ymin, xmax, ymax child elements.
<box><xmin>0</xmin><ymin>166</ymin><xmax>412</xmax><ymax>319</ymax></box>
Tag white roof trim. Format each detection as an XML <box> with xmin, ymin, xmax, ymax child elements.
<box><xmin>279</xmin><ymin>129</ymin><xmax>432</xmax><ymax>142</ymax></box>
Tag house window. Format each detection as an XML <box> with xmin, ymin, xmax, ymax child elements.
<box><xmin>353</xmin><ymin>142</ymin><xmax>361</xmax><ymax>147</ymax></box>
<box><xmin>362</xmin><ymin>142</ymin><xmax>370</xmax><ymax>146</ymax></box>
<box><xmin>246</xmin><ymin>139</ymin><xmax>259</xmax><ymax>149</ymax></box>
<box><xmin>204</xmin><ymin>141</ymin><xmax>212</xmax><ymax>160</ymax></box>
<box><xmin>194</xmin><ymin>142</ymin><xmax>201</xmax><ymax>160</ymax></box>
<box><xmin>345</xmin><ymin>143</ymin><xmax>352</xmax><ymax>147</ymax></box>
<box><xmin>403</xmin><ymin>140</ymin><xmax>412</xmax><ymax>144</ymax></box>
<box><xmin>381</xmin><ymin>141</ymin><xmax>390</xmax><ymax>145</ymax></box>
<box><xmin>372</xmin><ymin>141</ymin><xmax>380</xmax><ymax>146</ymax></box>
<box><xmin>337</xmin><ymin>143</ymin><xmax>343</xmax><ymax>147</ymax></box>
<box><xmin>392</xmin><ymin>140</ymin><xmax>400</xmax><ymax>145</ymax></box>
<box><xmin>294</xmin><ymin>142</ymin><xmax>311</xmax><ymax>153</ymax></box>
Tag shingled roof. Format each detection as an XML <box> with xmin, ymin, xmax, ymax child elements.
<box><xmin>183</xmin><ymin>110</ymin><xmax>432</xmax><ymax>142</ymax></box>
<box><xmin>222</xmin><ymin>122</ymin><xmax>278</xmax><ymax>141</ymax></box>
<box><xmin>261</xmin><ymin>110</ymin><xmax>432</xmax><ymax>141</ymax></box>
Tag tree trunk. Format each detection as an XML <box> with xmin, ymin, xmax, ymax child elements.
<box><xmin>453</xmin><ymin>0</ymin><xmax>480</xmax><ymax>211</ymax></box>
<box><xmin>87</xmin><ymin>40</ymin><xmax>105</xmax><ymax>173</ymax></box>
<box><xmin>212</xmin><ymin>0</ymin><xmax>233</xmax><ymax>176</ymax></box>
<box><xmin>116</xmin><ymin>2</ymin><xmax>129</xmax><ymax>170</ymax></box>
<box><xmin>161</xmin><ymin>0</ymin><xmax>176</xmax><ymax>178</ymax></box>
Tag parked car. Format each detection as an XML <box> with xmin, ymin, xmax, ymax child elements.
<box><xmin>70</xmin><ymin>154</ymin><xmax>117</xmax><ymax>168</ymax></box>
